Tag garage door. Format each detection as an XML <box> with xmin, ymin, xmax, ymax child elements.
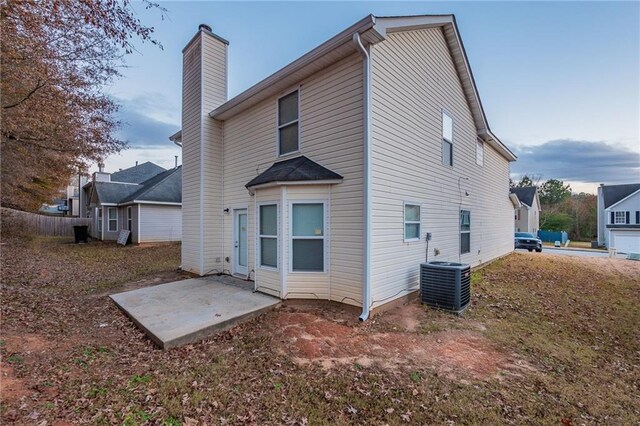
<box><xmin>611</xmin><ymin>231</ymin><xmax>640</xmax><ymax>254</ymax></box>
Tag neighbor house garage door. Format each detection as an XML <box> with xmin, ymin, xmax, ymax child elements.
<box><xmin>610</xmin><ymin>230</ymin><xmax>640</xmax><ymax>254</ymax></box>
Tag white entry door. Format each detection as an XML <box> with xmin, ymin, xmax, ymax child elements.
<box><xmin>233</xmin><ymin>209</ymin><xmax>248</xmax><ymax>275</ymax></box>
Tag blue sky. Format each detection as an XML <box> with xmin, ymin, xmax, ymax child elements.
<box><xmin>105</xmin><ymin>1</ymin><xmax>640</xmax><ymax>194</ymax></box>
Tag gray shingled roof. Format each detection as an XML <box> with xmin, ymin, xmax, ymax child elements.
<box><xmin>94</xmin><ymin>182</ymin><xmax>140</xmax><ymax>204</ymax></box>
<box><xmin>602</xmin><ymin>183</ymin><xmax>640</xmax><ymax>208</ymax></box>
<box><xmin>246</xmin><ymin>156</ymin><xmax>342</xmax><ymax>188</ymax></box>
<box><xmin>510</xmin><ymin>186</ymin><xmax>537</xmax><ymax>208</ymax></box>
<box><xmin>110</xmin><ymin>162</ymin><xmax>166</xmax><ymax>184</ymax></box>
<box><xmin>120</xmin><ymin>167</ymin><xmax>182</xmax><ymax>204</ymax></box>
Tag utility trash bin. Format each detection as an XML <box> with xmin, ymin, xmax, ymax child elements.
<box><xmin>591</xmin><ymin>240</ymin><xmax>598</xmax><ymax>249</ymax></box>
<box><xmin>73</xmin><ymin>225</ymin><xmax>88</xmax><ymax>243</ymax></box>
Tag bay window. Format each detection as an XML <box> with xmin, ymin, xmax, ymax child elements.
<box><xmin>259</xmin><ymin>204</ymin><xmax>278</xmax><ymax>268</ymax></box>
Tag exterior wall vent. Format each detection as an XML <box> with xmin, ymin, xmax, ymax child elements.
<box><xmin>420</xmin><ymin>262</ymin><xmax>471</xmax><ymax>314</ymax></box>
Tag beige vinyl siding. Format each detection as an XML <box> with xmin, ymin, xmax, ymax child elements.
<box><xmin>369</xmin><ymin>27</ymin><xmax>513</xmax><ymax>307</ymax></box>
<box><xmin>220</xmin><ymin>53</ymin><xmax>364</xmax><ymax>305</ymax></box>
<box><xmin>181</xmin><ymin>32</ymin><xmax>227</xmax><ymax>274</ymax></box>
<box><xmin>139</xmin><ymin>205</ymin><xmax>182</xmax><ymax>242</ymax></box>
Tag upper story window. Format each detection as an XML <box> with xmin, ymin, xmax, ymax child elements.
<box><xmin>278</xmin><ymin>90</ymin><xmax>299</xmax><ymax>156</ymax></box>
<box><xmin>614</xmin><ymin>211</ymin><xmax>627</xmax><ymax>224</ymax></box>
<box><xmin>442</xmin><ymin>111</ymin><xmax>453</xmax><ymax>166</ymax></box>
<box><xmin>476</xmin><ymin>139</ymin><xmax>484</xmax><ymax>166</ymax></box>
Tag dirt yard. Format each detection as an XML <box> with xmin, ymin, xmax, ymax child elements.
<box><xmin>1</xmin><ymin>234</ymin><xmax>639</xmax><ymax>425</ymax></box>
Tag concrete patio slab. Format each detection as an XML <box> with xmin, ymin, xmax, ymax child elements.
<box><xmin>110</xmin><ymin>275</ymin><xmax>280</xmax><ymax>349</ymax></box>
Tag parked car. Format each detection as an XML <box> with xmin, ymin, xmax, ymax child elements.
<box><xmin>515</xmin><ymin>232</ymin><xmax>542</xmax><ymax>252</ymax></box>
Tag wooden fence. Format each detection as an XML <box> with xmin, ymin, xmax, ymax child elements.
<box><xmin>1</xmin><ymin>207</ymin><xmax>90</xmax><ymax>237</ymax></box>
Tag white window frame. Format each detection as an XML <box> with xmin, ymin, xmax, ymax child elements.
<box><xmin>476</xmin><ymin>139</ymin><xmax>484</xmax><ymax>166</ymax></box>
<box><xmin>107</xmin><ymin>207</ymin><xmax>118</xmax><ymax>232</ymax></box>
<box><xmin>97</xmin><ymin>207</ymin><xmax>103</xmax><ymax>233</ymax></box>
<box><xmin>403</xmin><ymin>202</ymin><xmax>421</xmax><ymax>242</ymax></box>
<box><xmin>460</xmin><ymin>209</ymin><xmax>471</xmax><ymax>254</ymax></box>
<box><xmin>127</xmin><ymin>206</ymin><xmax>133</xmax><ymax>231</ymax></box>
<box><xmin>258</xmin><ymin>202</ymin><xmax>279</xmax><ymax>270</ymax></box>
<box><xmin>289</xmin><ymin>200</ymin><xmax>328</xmax><ymax>274</ymax></box>
<box><xmin>442</xmin><ymin>110</ymin><xmax>453</xmax><ymax>167</ymax></box>
<box><xmin>276</xmin><ymin>88</ymin><xmax>300</xmax><ymax>157</ymax></box>
<box><xmin>614</xmin><ymin>211</ymin><xmax>626</xmax><ymax>224</ymax></box>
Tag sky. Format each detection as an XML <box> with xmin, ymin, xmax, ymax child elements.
<box><xmin>103</xmin><ymin>1</ymin><xmax>640</xmax><ymax>194</ymax></box>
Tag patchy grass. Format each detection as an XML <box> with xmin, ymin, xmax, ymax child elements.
<box><xmin>1</xmin><ymin>235</ymin><xmax>639</xmax><ymax>424</ymax></box>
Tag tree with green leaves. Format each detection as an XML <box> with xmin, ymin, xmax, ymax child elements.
<box><xmin>539</xmin><ymin>179</ymin><xmax>572</xmax><ymax>205</ymax></box>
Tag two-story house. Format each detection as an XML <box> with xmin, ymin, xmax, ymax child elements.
<box><xmin>510</xmin><ymin>186</ymin><xmax>541</xmax><ymax>234</ymax></box>
<box><xmin>597</xmin><ymin>183</ymin><xmax>640</xmax><ymax>254</ymax></box>
<box><xmin>178</xmin><ymin>14</ymin><xmax>517</xmax><ymax>318</ymax></box>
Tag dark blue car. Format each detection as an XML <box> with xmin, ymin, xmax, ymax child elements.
<box><xmin>515</xmin><ymin>232</ymin><xmax>542</xmax><ymax>252</ymax></box>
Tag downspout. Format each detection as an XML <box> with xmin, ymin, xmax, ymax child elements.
<box><xmin>353</xmin><ymin>32</ymin><xmax>372</xmax><ymax>321</ymax></box>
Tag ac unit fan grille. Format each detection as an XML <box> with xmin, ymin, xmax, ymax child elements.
<box><xmin>420</xmin><ymin>263</ymin><xmax>471</xmax><ymax>314</ymax></box>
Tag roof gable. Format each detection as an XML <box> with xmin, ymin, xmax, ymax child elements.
<box><xmin>602</xmin><ymin>183</ymin><xmax>640</xmax><ymax>209</ymax></box>
<box><xmin>510</xmin><ymin>186</ymin><xmax>537</xmax><ymax>208</ymax></box>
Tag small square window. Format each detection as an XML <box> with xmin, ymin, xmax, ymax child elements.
<box><xmin>614</xmin><ymin>211</ymin><xmax>626</xmax><ymax>224</ymax></box>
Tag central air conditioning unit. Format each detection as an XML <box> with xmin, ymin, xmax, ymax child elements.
<box><xmin>420</xmin><ymin>262</ymin><xmax>471</xmax><ymax>314</ymax></box>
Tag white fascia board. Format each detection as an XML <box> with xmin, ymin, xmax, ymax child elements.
<box><xmin>606</xmin><ymin>189</ymin><xmax>640</xmax><ymax>210</ymax></box>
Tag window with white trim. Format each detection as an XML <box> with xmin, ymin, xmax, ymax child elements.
<box><xmin>476</xmin><ymin>139</ymin><xmax>484</xmax><ymax>166</ymax></box>
<box><xmin>442</xmin><ymin>111</ymin><xmax>453</xmax><ymax>166</ymax></box>
<box><xmin>404</xmin><ymin>203</ymin><xmax>421</xmax><ymax>241</ymax></box>
<box><xmin>614</xmin><ymin>211</ymin><xmax>626</xmax><ymax>224</ymax></box>
<box><xmin>108</xmin><ymin>207</ymin><xmax>118</xmax><ymax>232</ymax></box>
<box><xmin>291</xmin><ymin>202</ymin><xmax>325</xmax><ymax>272</ymax></box>
<box><xmin>127</xmin><ymin>206</ymin><xmax>133</xmax><ymax>231</ymax></box>
<box><xmin>278</xmin><ymin>90</ymin><xmax>299</xmax><ymax>156</ymax></box>
<box><xmin>460</xmin><ymin>210</ymin><xmax>471</xmax><ymax>254</ymax></box>
<box><xmin>97</xmin><ymin>208</ymin><xmax>103</xmax><ymax>233</ymax></box>
<box><xmin>259</xmin><ymin>204</ymin><xmax>278</xmax><ymax>268</ymax></box>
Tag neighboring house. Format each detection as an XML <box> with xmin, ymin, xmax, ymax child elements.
<box><xmin>38</xmin><ymin>174</ymin><xmax>88</xmax><ymax>216</ymax></box>
<box><xmin>82</xmin><ymin>162</ymin><xmax>182</xmax><ymax>243</ymax></box>
<box><xmin>597</xmin><ymin>183</ymin><xmax>640</xmax><ymax>254</ymax></box>
<box><xmin>510</xmin><ymin>186</ymin><xmax>541</xmax><ymax>234</ymax></box>
<box><xmin>177</xmin><ymin>14</ymin><xmax>517</xmax><ymax>317</ymax></box>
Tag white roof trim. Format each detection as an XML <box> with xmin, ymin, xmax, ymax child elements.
<box><xmin>605</xmin><ymin>188</ymin><xmax>640</xmax><ymax>210</ymax></box>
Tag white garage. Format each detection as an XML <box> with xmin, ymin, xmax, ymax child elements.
<box><xmin>609</xmin><ymin>230</ymin><xmax>640</xmax><ymax>254</ymax></box>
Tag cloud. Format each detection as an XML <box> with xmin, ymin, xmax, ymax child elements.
<box><xmin>114</xmin><ymin>95</ymin><xmax>180</xmax><ymax>149</ymax></box>
<box><xmin>511</xmin><ymin>139</ymin><xmax>640</xmax><ymax>184</ymax></box>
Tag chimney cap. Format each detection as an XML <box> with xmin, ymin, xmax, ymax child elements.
<box><xmin>199</xmin><ymin>23</ymin><xmax>212</xmax><ymax>32</ymax></box>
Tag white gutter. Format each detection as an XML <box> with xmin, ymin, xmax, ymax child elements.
<box><xmin>353</xmin><ymin>32</ymin><xmax>372</xmax><ymax>321</ymax></box>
